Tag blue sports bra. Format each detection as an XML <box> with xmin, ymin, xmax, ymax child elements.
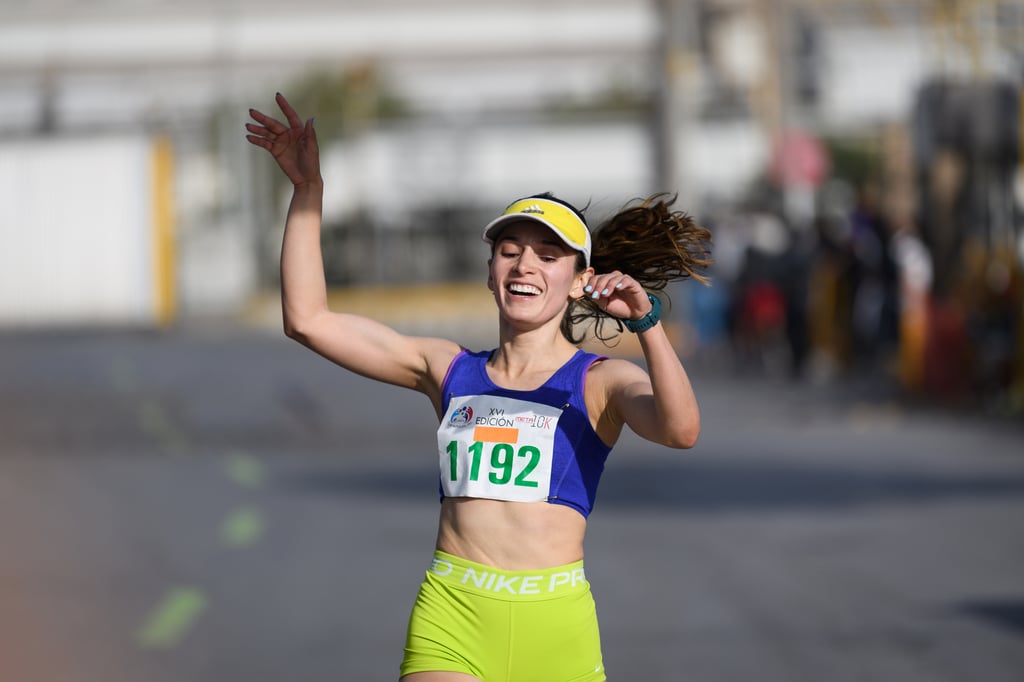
<box><xmin>436</xmin><ymin>349</ymin><xmax>612</xmax><ymax>518</ymax></box>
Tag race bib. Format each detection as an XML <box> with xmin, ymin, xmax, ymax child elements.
<box><xmin>437</xmin><ymin>395</ymin><xmax>563</xmax><ymax>503</ymax></box>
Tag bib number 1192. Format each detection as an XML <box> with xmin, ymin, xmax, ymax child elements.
<box><xmin>446</xmin><ymin>440</ymin><xmax>541</xmax><ymax>487</ymax></box>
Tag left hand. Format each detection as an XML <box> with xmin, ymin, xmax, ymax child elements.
<box><xmin>582</xmin><ymin>271</ymin><xmax>653</xmax><ymax>321</ymax></box>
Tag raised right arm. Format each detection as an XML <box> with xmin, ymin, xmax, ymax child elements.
<box><xmin>246</xmin><ymin>94</ymin><xmax>460</xmax><ymax>402</ymax></box>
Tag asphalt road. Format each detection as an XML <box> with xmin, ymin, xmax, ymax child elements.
<box><xmin>1</xmin><ymin>327</ymin><xmax>1023</xmax><ymax>682</ymax></box>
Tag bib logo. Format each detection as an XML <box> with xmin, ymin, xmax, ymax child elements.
<box><xmin>449</xmin><ymin>405</ymin><xmax>473</xmax><ymax>427</ymax></box>
<box><xmin>516</xmin><ymin>414</ymin><xmax>555</xmax><ymax>430</ymax></box>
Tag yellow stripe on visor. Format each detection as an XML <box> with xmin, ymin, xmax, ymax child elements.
<box><xmin>482</xmin><ymin>197</ymin><xmax>592</xmax><ymax>266</ymax></box>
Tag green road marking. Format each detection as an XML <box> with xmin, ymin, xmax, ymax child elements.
<box><xmin>109</xmin><ymin>357</ymin><xmax>136</xmax><ymax>392</ymax></box>
<box><xmin>138</xmin><ymin>401</ymin><xmax>168</xmax><ymax>433</ymax></box>
<box><xmin>221</xmin><ymin>507</ymin><xmax>264</xmax><ymax>548</ymax></box>
<box><xmin>225</xmin><ymin>453</ymin><xmax>265</xmax><ymax>489</ymax></box>
<box><xmin>138</xmin><ymin>400</ymin><xmax>188</xmax><ymax>453</ymax></box>
<box><xmin>137</xmin><ymin>587</ymin><xmax>206</xmax><ymax>650</ymax></box>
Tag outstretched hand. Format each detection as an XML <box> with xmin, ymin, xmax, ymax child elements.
<box><xmin>582</xmin><ymin>271</ymin><xmax>654</xmax><ymax>321</ymax></box>
<box><xmin>245</xmin><ymin>93</ymin><xmax>321</xmax><ymax>187</ymax></box>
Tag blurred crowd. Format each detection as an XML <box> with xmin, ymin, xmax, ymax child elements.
<box><xmin>685</xmin><ymin>170</ymin><xmax>1022</xmax><ymax>415</ymax></box>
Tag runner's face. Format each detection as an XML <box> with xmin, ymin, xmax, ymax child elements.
<box><xmin>488</xmin><ymin>221</ymin><xmax>585</xmax><ymax>326</ymax></box>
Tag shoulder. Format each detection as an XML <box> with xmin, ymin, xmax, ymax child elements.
<box><xmin>415</xmin><ymin>337</ymin><xmax>465</xmax><ymax>396</ymax></box>
<box><xmin>583</xmin><ymin>355</ymin><xmax>651</xmax><ymax>408</ymax></box>
<box><xmin>585</xmin><ymin>355</ymin><xmax>649</xmax><ymax>386</ymax></box>
<box><xmin>582</xmin><ymin>355</ymin><xmax>650</xmax><ymax>445</ymax></box>
<box><xmin>421</xmin><ymin>337</ymin><xmax>467</xmax><ymax>373</ymax></box>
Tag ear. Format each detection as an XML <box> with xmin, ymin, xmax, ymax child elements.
<box><xmin>569</xmin><ymin>267</ymin><xmax>595</xmax><ymax>300</ymax></box>
<box><xmin>487</xmin><ymin>258</ymin><xmax>495</xmax><ymax>292</ymax></box>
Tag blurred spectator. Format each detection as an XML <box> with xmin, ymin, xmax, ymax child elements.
<box><xmin>728</xmin><ymin>212</ymin><xmax>807</xmax><ymax>377</ymax></box>
<box><xmin>848</xmin><ymin>182</ymin><xmax>900</xmax><ymax>368</ymax></box>
<box><xmin>960</xmin><ymin>240</ymin><xmax>1021</xmax><ymax>407</ymax></box>
<box><xmin>806</xmin><ymin>212</ymin><xmax>855</xmax><ymax>380</ymax></box>
<box><xmin>890</xmin><ymin>216</ymin><xmax>932</xmax><ymax>392</ymax></box>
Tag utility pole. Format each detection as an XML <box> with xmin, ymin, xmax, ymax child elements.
<box><xmin>652</xmin><ymin>0</ymin><xmax>700</xmax><ymax>207</ymax></box>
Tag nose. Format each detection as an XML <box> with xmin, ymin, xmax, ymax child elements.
<box><xmin>512</xmin><ymin>247</ymin><xmax>541</xmax><ymax>273</ymax></box>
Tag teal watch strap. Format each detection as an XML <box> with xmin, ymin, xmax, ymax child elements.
<box><xmin>623</xmin><ymin>293</ymin><xmax>661</xmax><ymax>333</ymax></box>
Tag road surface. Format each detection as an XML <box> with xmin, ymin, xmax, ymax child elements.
<box><xmin>1</xmin><ymin>327</ymin><xmax>1022</xmax><ymax>682</ymax></box>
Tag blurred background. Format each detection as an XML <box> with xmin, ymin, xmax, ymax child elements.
<box><xmin>1</xmin><ymin>0</ymin><xmax>1022</xmax><ymax>409</ymax></box>
<box><xmin>2</xmin><ymin>2</ymin><xmax>1024</xmax><ymax>682</ymax></box>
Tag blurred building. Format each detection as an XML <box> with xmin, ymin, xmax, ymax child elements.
<box><xmin>0</xmin><ymin>0</ymin><xmax>670</xmax><ymax>321</ymax></box>
<box><xmin>1</xmin><ymin>0</ymin><xmax>1022</xmax><ymax>412</ymax></box>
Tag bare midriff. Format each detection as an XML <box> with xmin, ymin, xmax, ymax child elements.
<box><xmin>435</xmin><ymin>497</ymin><xmax>587</xmax><ymax>570</ymax></box>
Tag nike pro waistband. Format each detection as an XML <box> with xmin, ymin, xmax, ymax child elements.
<box><xmin>427</xmin><ymin>551</ymin><xmax>589</xmax><ymax>601</ymax></box>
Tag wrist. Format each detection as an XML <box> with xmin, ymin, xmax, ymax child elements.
<box><xmin>293</xmin><ymin>177</ymin><xmax>324</xmax><ymax>193</ymax></box>
<box><xmin>622</xmin><ymin>293</ymin><xmax>662</xmax><ymax>333</ymax></box>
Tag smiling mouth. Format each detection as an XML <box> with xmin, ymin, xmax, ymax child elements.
<box><xmin>507</xmin><ymin>283</ymin><xmax>542</xmax><ymax>296</ymax></box>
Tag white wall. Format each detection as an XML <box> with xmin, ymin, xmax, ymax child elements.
<box><xmin>0</xmin><ymin>135</ymin><xmax>163</xmax><ymax>327</ymax></box>
<box><xmin>319</xmin><ymin>118</ymin><xmax>766</xmax><ymax>222</ymax></box>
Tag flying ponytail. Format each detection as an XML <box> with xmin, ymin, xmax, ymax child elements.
<box><xmin>562</xmin><ymin>193</ymin><xmax>713</xmax><ymax>344</ymax></box>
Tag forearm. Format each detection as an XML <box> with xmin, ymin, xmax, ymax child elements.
<box><xmin>280</xmin><ymin>180</ymin><xmax>327</xmax><ymax>336</ymax></box>
<box><xmin>637</xmin><ymin>322</ymin><xmax>700</xmax><ymax>448</ymax></box>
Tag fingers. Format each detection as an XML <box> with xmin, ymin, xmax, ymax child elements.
<box><xmin>248</xmin><ymin>107</ymin><xmax>287</xmax><ymax>135</ymax></box>
<box><xmin>247</xmin><ymin>94</ymin><xmax>307</xmax><ymax>152</ymax></box>
<box><xmin>276</xmin><ymin>92</ymin><xmax>304</xmax><ymax>130</ymax></box>
<box><xmin>583</xmin><ymin>271</ymin><xmax>635</xmax><ymax>301</ymax></box>
<box><xmin>581</xmin><ymin>271</ymin><xmax>651</xmax><ymax>319</ymax></box>
<box><xmin>245</xmin><ymin>122</ymin><xmax>272</xmax><ymax>137</ymax></box>
<box><xmin>249</xmin><ymin>92</ymin><xmax>303</xmax><ymax>132</ymax></box>
<box><xmin>245</xmin><ymin>134</ymin><xmax>272</xmax><ymax>150</ymax></box>
<box><xmin>244</xmin><ymin>121</ymin><xmax>278</xmax><ymax>151</ymax></box>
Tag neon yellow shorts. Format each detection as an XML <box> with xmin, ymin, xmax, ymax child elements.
<box><xmin>400</xmin><ymin>551</ymin><xmax>606</xmax><ymax>681</ymax></box>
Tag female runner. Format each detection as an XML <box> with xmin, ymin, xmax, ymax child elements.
<box><xmin>246</xmin><ymin>93</ymin><xmax>711</xmax><ymax>682</ymax></box>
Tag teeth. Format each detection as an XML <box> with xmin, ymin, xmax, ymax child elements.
<box><xmin>509</xmin><ymin>283</ymin><xmax>541</xmax><ymax>295</ymax></box>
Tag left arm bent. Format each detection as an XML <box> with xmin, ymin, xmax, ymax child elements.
<box><xmin>584</xmin><ymin>272</ymin><xmax>700</xmax><ymax>449</ymax></box>
<box><xmin>612</xmin><ymin>322</ymin><xmax>700</xmax><ymax>449</ymax></box>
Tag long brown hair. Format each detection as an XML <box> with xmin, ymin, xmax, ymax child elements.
<box><xmin>561</xmin><ymin>193</ymin><xmax>713</xmax><ymax>344</ymax></box>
